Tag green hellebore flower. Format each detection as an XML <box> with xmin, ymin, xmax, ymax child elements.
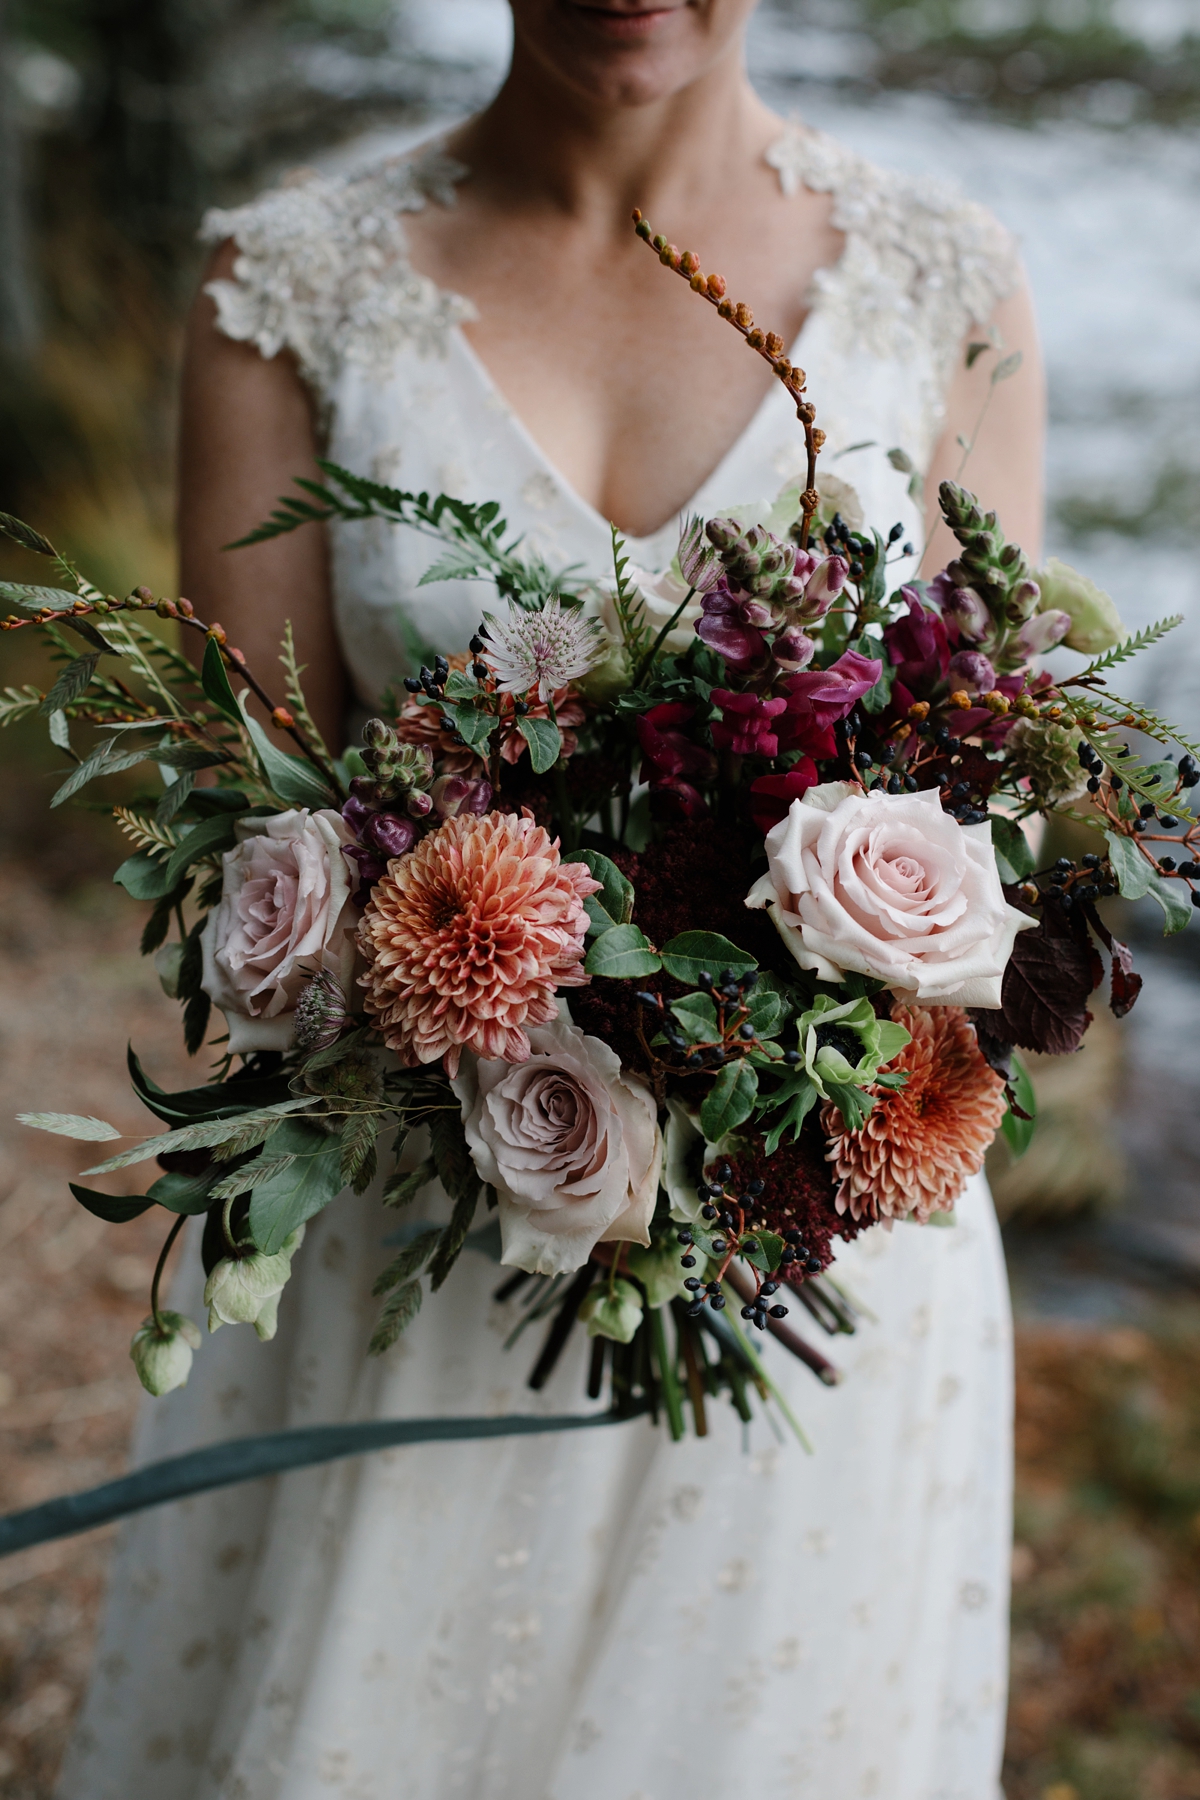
<box><xmin>204</xmin><ymin>1225</ymin><xmax>305</xmax><ymax>1341</ymax></box>
<box><xmin>579</xmin><ymin>1277</ymin><xmax>644</xmax><ymax>1345</ymax></box>
<box><xmin>130</xmin><ymin>1310</ymin><xmax>201</xmax><ymax>1396</ymax></box>
<box><xmin>624</xmin><ymin>1242</ymin><xmax>691</xmax><ymax>1309</ymax></box>
<box><xmin>1035</xmin><ymin>558</ymin><xmax>1126</xmax><ymax>656</ymax></box>
<box><xmin>797</xmin><ymin>994</ymin><xmax>911</xmax><ymax>1101</ymax></box>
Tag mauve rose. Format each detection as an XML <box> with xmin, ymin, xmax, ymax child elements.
<box><xmin>452</xmin><ymin>1011</ymin><xmax>663</xmax><ymax>1276</ymax></box>
<box><xmin>200</xmin><ymin>808</ymin><xmax>357</xmax><ymax>1053</ymax></box>
<box><xmin>745</xmin><ymin>781</ymin><xmax>1036</xmax><ymax>1008</ymax></box>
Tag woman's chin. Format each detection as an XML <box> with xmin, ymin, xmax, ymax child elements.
<box><xmin>513</xmin><ymin>0</ymin><xmax>751</xmax><ymax>108</ymax></box>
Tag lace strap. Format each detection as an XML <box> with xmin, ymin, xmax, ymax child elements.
<box><xmin>766</xmin><ymin>128</ymin><xmax>1021</xmax><ymax>377</ymax></box>
<box><xmin>200</xmin><ymin>144</ymin><xmax>476</xmax><ymax>398</ymax></box>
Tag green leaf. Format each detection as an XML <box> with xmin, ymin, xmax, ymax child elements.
<box><xmin>368</xmin><ymin>1278</ymin><xmax>423</xmax><ymax>1354</ymax></box>
<box><xmin>126</xmin><ymin>1047</ymin><xmax>292</xmax><ymax>1125</ymax></box>
<box><xmin>758</xmin><ymin>1071</ymin><xmax>818</xmax><ymax>1154</ymax></box>
<box><xmin>660</xmin><ymin>932</ymin><xmax>756</xmax><ymax>986</ymax></box>
<box><xmin>19</xmin><ymin>1112</ymin><xmax>120</xmax><ymax>1141</ymax></box>
<box><xmin>242</xmin><ymin>708</ymin><xmax>335</xmax><ymax>809</ymax></box>
<box><xmin>69</xmin><ymin>1183</ymin><xmax>154</xmax><ymax>1223</ymax></box>
<box><xmin>0</xmin><ymin>511</ymin><xmax>57</xmax><ymax>557</ymax></box>
<box><xmin>247</xmin><ymin>1119</ymin><xmax>346</xmax><ymax>1253</ymax></box>
<box><xmin>1146</xmin><ymin>872</ymin><xmax>1193</xmax><ymax>935</ymax></box>
<box><xmin>452</xmin><ymin>701</ymin><xmax>497</xmax><ymax>751</ymax></box>
<box><xmin>145</xmin><ymin>1168</ymin><xmax>218</xmax><ymax>1214</ymax></box>
<box><xmin>744</xmin><ymin>987</ymin><xmax>784</xmax><ymax>1040</ymax></box>
<box><xmin>668</xmin><ymin>993</ymin><xmax>719</xmax><ymax>1041</ymax></box>
<box><xmin>372</xmin><ymin>1227</ymin><xmax>442</xmax><ymax>1296</ymax></box>
<box><xmin>824</xmin><ymin>1081</ymin><xmax>875</xmax><ymax>1132</ymax></box>
<box><xmin>152</xmin><ymin>742</ymin><xmax>232</xmax><ymax>772</ymax></box>
<box><xmin>162</xmin><ymin>814</ymin><xmax>238</xmax><ymax>890</ymax></box>
<box><xmin>39</xmin><ymin>653</ymin><xmax>99</xmax><ymax>716</ymax></box>
<box><xmin>1104</xmin><ymin>829</ymin><xmax>1154</xmax><ymax>901</ymax></box>
<box><xmin>1000</xmin><ymin>1052</ymin><xmax>1037</xmax><ymax>1158</ymax></box>
<box><xmin>442</xmin><ymin>669</ymin><xmax>479</xmax><ymax>700</ymax></box>
<box><xmin>991</xmin><ymin>815</ymin><xmax>1035</xmax><ymax>884</ymax></box>
<box><xmin>80</xmin><ymin>1102</ymin><xmax>311</xmax><ymax>1175</ymax></box>
<box><xmin>699</xmin><ymin>1060</ymin><xmax>758</xmax><ymax>1141</ymax></box>
<box><xmin>569</xmin><ymin>849</ymin><xmax>633</xmax><ymax>929</ymax></box>
<box><xmin>517</xmin><ymin>714</ymin><xmax>561</xmax><ymax>772</ymax></box>
<box><xmin>740</xmin><ymin>1230</ymin><xmax>784</xmax><ymax>1274</ymax></box>
<box><xmin>51</xmin><ymin>739</ymin><xmax>153</xmax><ymax>807</ymax></box>
<box><xmin>0</xmin><ymin>581</ymin><xmax>76</xmax><ymax>610</ymax></box>
<box><xmin>201</xmin><ymin>635</ymin><xmax>243</xmax><ymax>726</ymax></box>
<box><xmin>584</xmin><ymin>924</ymin><xmax>662</xmax><ymax>979</ymax></box>
<box><xmin>428</xmin><ymin>1178</ymin><xmax>480</xmax><ymax>1291</ymax></box>
<box><xmin>992</xmin><ymin>349</ymin><xmax>1023</xmax><ymax>384</ymax></box>
<box><xmin>383</xmin><ymin>1154</ymin><xmax>436</xmax><ymax>1209</ymax></box>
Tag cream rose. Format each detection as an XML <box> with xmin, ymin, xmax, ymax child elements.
<box><xmin>201</xmin><ymin>808</ymin><xmax>357</xmax><ymax>1054</ymax></box>
<box><xmin>451</xmin><ymin>1012</ymin><xmax>663</xmax><ymax>1276</ymax></box>
<box><xmin>746</xmin><ymin>781</ymin><xmax>1035</xmax><ymax>1009</ymax></box>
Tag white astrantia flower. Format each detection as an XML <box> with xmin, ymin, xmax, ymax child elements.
<box><xmin>483</xmin><ymin>598</ymin><xmax>604</xmax><ymax>703</ymax></box>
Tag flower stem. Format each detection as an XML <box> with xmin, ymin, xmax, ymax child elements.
<box><xmin>150</xmin><ymin>1213</ymin><xmax>188</xmax><ymax>1337</ymax></box>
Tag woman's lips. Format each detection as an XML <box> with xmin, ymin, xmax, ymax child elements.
<box><xmin>565</xmin><ymin>3</ymin><xmax>684</xmax><ymax>38</ymax></box>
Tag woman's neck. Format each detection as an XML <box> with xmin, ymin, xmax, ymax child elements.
<box><xmin>449</xmin><ymin>40</ymin><xmax>782</xmax><ymax>237</ymax></box>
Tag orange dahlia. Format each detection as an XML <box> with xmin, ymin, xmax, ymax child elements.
<box><xmin>821</xmin><ymin>1003</ymin><xmax>1006</xmax><ymax>1224</ymax></box>
<box><xmin>357</xmin><ymin>811</ymin><xmax>599</xmax><ymax>1075</ymax></box>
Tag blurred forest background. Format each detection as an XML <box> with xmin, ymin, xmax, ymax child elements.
<box><xmin>1</xmin><ymin>2</ymin><xmax>1200</xmax><ymax>1796</ymax></box>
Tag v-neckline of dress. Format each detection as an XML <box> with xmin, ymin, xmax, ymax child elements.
<box><xmin>405</xmin><ymin>126</ymin><xmax>851</xmax><ymax>557</ymax></box>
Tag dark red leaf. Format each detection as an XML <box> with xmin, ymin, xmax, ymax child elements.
<box><xmin>1109</xmin><ymin>945</ymin><xmax>1143</xmax><ymax>1019</ymax></box>
<box><xmin>998</xmin><ymin>919</ymin><xmax>1094</xmax><ymax>1056</ymax></box>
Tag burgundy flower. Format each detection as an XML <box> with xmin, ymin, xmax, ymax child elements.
<box><xmin>710</xmin><ymin>690</ymin><xmax>788</xmax><ymax>758</ymax></box>
<box><xmin>776</xmin><ymin>649</ymin><xmax>882</xmax><ymax>758</ymax></box>
<box><xmin>695</xmin><ymin>585</ymin><xmax>771</xmax><ymax>670</ymax></box>
<box><xmin>636</xmin><ymin>703</ymin><xmax>716</xmax><ymax>785</ymax></box>
<box><xmin>648</xmin><ymin>775</ymin><xmax>709</xmax><ymax>821</ymax></box>
<box><xmin>884</xmin><ymin>589</ymin><xmax>951</xmax><ymax>693</ymax></box>
<box><xmin>749</xmin><ymin>762</ymin><xmax>819</xmax><ymax>833</ymax></box>
<box><xmin>932</xmin><ymin>571</ymin><xmax>989</xmax><ymax>643</ymax></box>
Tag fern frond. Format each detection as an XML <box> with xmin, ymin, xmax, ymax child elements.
<box><xmin>112</xmin><ymin>806</ymin><xmax>181</xmax><ymax>857</ymax></box>
<box><xmin>1069</xmin><ymin>614</ymin><xmax>1184</xmax><ymax>683</ymax></box>
<box><xmin>0</xmin><ymin>684</ymin><xmax>44</xmax><ymax>727</ymax></box>
<box><xmin>280</xmin><ymin>621</ymin><xmax>334</xmax><ymax>767</ymax></box>
<box><xmin>609</xmin><ymin>524</ymin><xmax>650</xmax><ymax>658</ymax></box>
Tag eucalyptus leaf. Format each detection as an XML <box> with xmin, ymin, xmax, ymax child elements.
<box><xmin>1104</xmin><ymin>829</ymin><xmax>1154</xmax><ymax>901</ymax></box>
<box><xmin>699</xmin><ymin>1060</ymin><xmax>758</xmax><ymax>1141</ymax></box>
<box><xmin>517</xmin><ymin>714</ymin><xmax>562</xmax><ymax>772</ymax></box>
<box><xmin>583</xmin><ymin>924</ymin><xmax>661</xmax><ymax>979</ymax></box>
<box><xmin>999</xmin><ymin>1052</ymin><xmax>1037</xmax><ymax>1158</ymax></box>
<box><xmin>247</xmin><ymin>1119</ymin><xmax>346</xmax><ymax>1253</ymax></box>
<box><xmin>660</xmin><ymin>932</ymin><xmax>756</xmax><ymax>986</ymax></box>
<box><xmin>1146</xmin><ymin>872</ymin><xmax>1192</xmax><ymax>935</ymax></box>
<box><xmin>991</xmin><ymin>814</ymin><xmax>1035</xmax><ymax>884</ymax></box>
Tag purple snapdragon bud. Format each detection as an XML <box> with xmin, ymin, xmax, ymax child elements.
<box><xmin>741</xmin><ymin>598</ymin><xmax>775</xmax><ymax>629</ymax></box>
<box><xmin>943</xmin><ymin>585</ymin><xmax>991</xmax><ymax>643</ymax></box>
<box><xmin>704</xmin><ymin>516</ymin><xmax>741</xmax><ymax>552</ymax></box>
<box><xmin>364</xmin><ymin>811</ymin><xmax>416</xmax><ymax>858</ymax></box>
<box><xmin>677</xmin><ymin>515</ymin><xmax>721</xmax><ymax>593</ymax></box>
<box><xmin>341</xmin><ymin>794</ymin><xmax>372</xmax><ymax>836</ymax></box>
<box><xmin>948</xmin><ymin>650</ymin><xmax>997</xmax><ymax>694</ymax></box>
<box><xmin>796</xmin><ymin>555</ymin><xmax>849</xmax><ymax>623</ymax></box>
<box><xmin>1007</xmin><ymin>578</ymin><xmax>1042</xmax><ymax>622</ymax></box>
<box><xmin>406</xmin><ymin>788</ymin><xmax>434</xmax><ymax>819</ymax></box>
<box><xmin>460</xmin><ymin>777</ymin><xmax>493</xmax><ymax>816</ymax></box>
<box><xmin>772</xmin><ymin>628</ymin><xmax>817</xmax><ymax>672</ymax></box>
<box><xmin>1017</xmin><ymin>609</ymin><xmax>1073</xmax><ymax>658</ymax></box>
<box><xmin>343</xmin><ymin>844</ymin><xmax>386</xmax><ymax>893</ymax></box>
<box><xmin>431</xmin><ymin>775</ymin><xmax>486</xmax><ymax>820</ymax></box>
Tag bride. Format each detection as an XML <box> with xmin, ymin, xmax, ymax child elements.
<box><xmin>59</xmin><ymin>2</ymin><xmax>1043</xmax><ymax>1795</ymax></box>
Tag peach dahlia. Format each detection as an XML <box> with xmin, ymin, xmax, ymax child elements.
<box><xmin>357</xmin><ymin>810</ymin><xmax>599</xmax><ymax>1075</ymax></box>
<box><xmin>821</xmin><ymin>1003</ymin><xmax>1006</xmax><ymax>1224</ymax></box>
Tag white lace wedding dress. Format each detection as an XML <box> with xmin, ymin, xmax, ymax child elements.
<box><xmin>59</xmin><ymin>128</ymin><xmax>1019</xmax><ymax>1800</ymax></box>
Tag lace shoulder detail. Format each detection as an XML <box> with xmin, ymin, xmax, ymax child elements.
<box><xmin>767</xmin><ymin>129</ymin><xmax>1020</xmax><ymax>384</ymax></box>
<box><xmin>200</xmin><ymin>143</ymin><xmax>477</xmax><ymax>397</ymax></box>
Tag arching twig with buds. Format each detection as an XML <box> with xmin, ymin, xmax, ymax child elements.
<box><xmin>632</xmin><ymin>210</ymin><xmax>825</xmax><ymax>548</ymax></box>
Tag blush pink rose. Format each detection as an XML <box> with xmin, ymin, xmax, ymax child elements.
<box><xmin>201</xmin><ymin>808</ymin><xmax>357</xmax><ymax>1053</ymax></box>
<box><xmin>452</xmin><ymin>1011</ymin><xmax>663</xmax><ymax>1276</ymax></box>
<box><xmin>745</xmin><ymin>782</ymin><xmax>1035</xmax><ymax>1008</ymax></box>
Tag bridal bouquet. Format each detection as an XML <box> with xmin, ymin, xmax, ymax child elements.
<box><xmin>5</xmin><ymin>217</ymin><xmax>1198</xmax><ymax>1440</ymax></box>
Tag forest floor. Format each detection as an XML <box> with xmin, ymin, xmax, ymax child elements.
<box><xmin>0</xmin><ymin>860</ymin><xmax>1198</xmax><ymax>1800</ymax></box>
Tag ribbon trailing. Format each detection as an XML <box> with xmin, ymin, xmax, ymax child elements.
<box><xmin>0</xmin><ymin>1408</ymin><xmax>639</xmax><ymax>1560</ymax></box>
